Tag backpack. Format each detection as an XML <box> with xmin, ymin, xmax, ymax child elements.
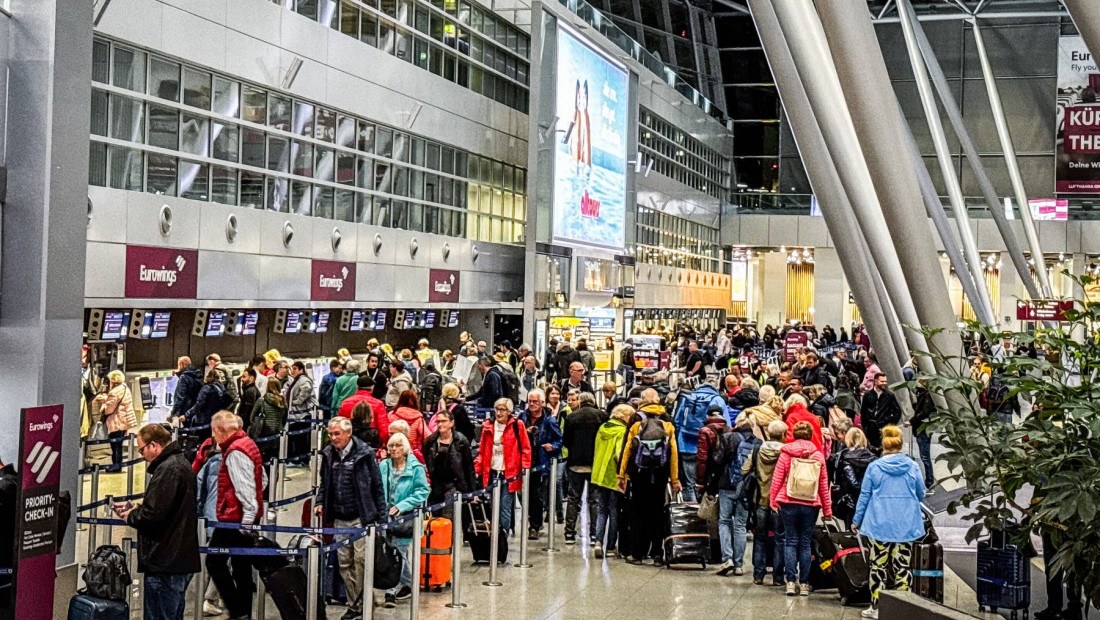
<box><xmin>735</xmin><ymin>444</ymin><xmax>762</xmax><ymax>506</ymax></box>
<box><xmin>82</xmin><ymin>544</ymin><xmax>131</xmax><ymax>601</ymax></box>
<box><xmin>708</xmin><ymin>427</ymin><xmax>738</xmax><ymax>471</ymax></box>
<box><xmin>786</xmin><ymin>456</ymin><xmax>822</xmax><ymax>502</ymax></box>
<box><xmin>728</xmin><ymin>436</ymin><xmax>759</xmax><ymax>494</ymax></box>
<box><xmin>213</xmin><ymin>382</ymin><xmax>233</xmax><ymax>410</ymax></box>
<box><xmin>673</xmin><ymin>387</ymin><xmax>723</xmax><ymax>450</ymax></box>
<box><xmin>633</xmin><ymin>417</ymin><xmax>670</xmax><ymax>471</ymax></box>
<box><xmin>982</xmin><ymin>373</ymin><xmax>1010</xmax><ymax>411</ymax></box>
<box><xmin>495</xmin><ymin>364</ymin><xmax>521</xmax><ymax>404</ymax></box>
<box><xmin>419</xmin><ymin>370</ymin><xmax>443</xmax><ymax>408</ymax></box>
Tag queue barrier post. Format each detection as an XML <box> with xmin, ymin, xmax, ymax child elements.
<box><xmin>278</xmin><ymin>430</ymin><xmax>289</xmax><ymax>508</ymax></box>
<box><xmin>306</xmin><ymin>518</ymin><xmax>320</xmax><ymax>620</ymax></box>
<box><xmin>87</xmin><ymin>465</ymin><xmax>100</xmax><ymax>563</ymax></box>
<box><xmin>123</xmin><ymin>537</ymin><xmax>140</xmax><ymax>619</ymax></box>
<box><xmin>543</xmin><ymin>459</ymin><xmax>560</xmax><ymax>553</ymax></box>
<box><xmin>446</xmin><ymin>491</ymin><xmax>466</xmax><ymax>608</ymax></box>
<box><xmin>254</xmin><ymin>513</ymin><xmax>268</xmax><ymax>620</ymax></box>
<box><xmin>191</xmin><ymin>525</ymin><xmax>206</xmax><ymax>620</ymax></box>
<box><xmin>268</xmin><ymin>454</ymin><xmax>280</xmax><ymax>509</ymax></box>
<box><xmin>482</xmin><ymin>479</ymin><xmax>503</xmax><ymax>587</ymax></box>
<box><xmin>361</xmin><ymin>525</ymin><xmax>376</xmax><ymax>620</ymax></box>
<box><xmin>515</xmin><ymin>469</ymin><xmax>532</xmax><ymax>568</ymax></box>
<box><xmin>125</xmin><ymin>435</ymin><xmax>135</xmax><ymax>498</ymax></box>
<box><xmin>409</xmin><ymin>511</ymin><xmax>423</xmax><ymax>620</ymax></box>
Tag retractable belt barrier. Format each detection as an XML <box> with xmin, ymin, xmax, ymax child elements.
<box><xmin>79</xmin><ymin>433</ymin><xmax>134</xmax><ymax>447</ymax></box>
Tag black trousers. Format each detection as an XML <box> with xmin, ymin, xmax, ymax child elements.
<box><xmin>1042</xmin><ymin>532</ymin><xmax>1083</xmax><ymax>615</ymax></box>
<box><xmin>108</xmin><ymin>431</ymin><xmax>125</xmax><ymax>465</ymax></box>
<box><xmin>527</xmin><ymin>472</ymin><xmax>547</xmax><ymax>532</ymax></box>
<box><xmin>628</xmin><ymin>476</ymin><xmax>667</xmax><ymax>561</ymax></box>
<box><xmin>205</xmin><ymin>528</ymin><xmax>257</xmax><ymax>619</ymax></box>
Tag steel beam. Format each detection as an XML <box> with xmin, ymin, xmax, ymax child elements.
<box><xmin>1062</xmin><ymin>0</ymin><xmax>1100</xmax><ymax>61</ymax></box>
<box><xmin>812</xmin><ymin>0</ymin><xmax>963</xmax><ymax>365</ymax></box>
<box><xmin>896</xmin><ymin>0</ymin><xmax>996</xmax><ymax>326</ymax></box>
<box><xmin>747</xmin><ymin>0</ymin><xmax>909</xmax><ymax>389</ymax></box>
<box><xmin>971</xmin><ymin>19</ymin><xmax>1051</xmax><ymax>297</ymax></box>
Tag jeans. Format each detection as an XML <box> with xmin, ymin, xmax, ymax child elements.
<box><xmin>679</xmin><ymin>454</ymin><xmax>697</xmax><ymax>502</ymax></box>
<box><xmin>386</xmin><ymin>536</ymin><xmax>412</xmax><ymax>595</ymax></box>
<box><xmin>206</xmin><ymin>528</ymin><xmax>256</xmax><ymax>619</ymax></box>
<box><xmin>753</xmin><ymin>505</ymin><xmax>785</xmax><ymax>581</ymax></box>
<box><xmin>780</xmin><ymin>503</ymin><xmax>819</xmax><ymax>585</ymax></box>
<box><xmin>335</xmin><ymin>518</ymin><xmax>367</xmax><ymax>612</ymax></box>
<box><xmin>109</xmin><ymin>430</ymin><xmax>125</xmax><ymax>466</ymax></box>
<box><xmin>144</xmin><ymin>573</ymin><xmax>192</xmax><ymax>620</ymax></box>
<box><xmin>565</xmin><ymin>469</ymin><xmax>595</xmax><ymax>539</ymax></box>
<box><xmin>489</xmin><ymin>471</ymin><xmax>516</xmax><ymax>534</ymax></box>
<box><xmin>717</xmin><ymin>490</ymin><xmax>749</xmax><ymax>566</ymax></box>
<box><xmin>916</xmin><ymin>431</ymin><xmax>935</xmax><ymax>488</ymax></box>
<box><xmin>592</xmin><ymin>485</ymin><xmax>618</xmax><ymax>550</ymax></box>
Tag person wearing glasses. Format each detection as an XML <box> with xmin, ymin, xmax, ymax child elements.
<box><xmin>474</xmin><ymin>398</ymin><xmax>532</xmax><ymax>537</ymax></box>
<box><xmin>113</xmin><ymin>424</ymin><xmax>199</xmax><ymax>620</ymax></box>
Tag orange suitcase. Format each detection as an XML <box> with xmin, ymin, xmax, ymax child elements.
<box><xmin>420</xmin><ymin>517</ymin><xmax>452</xmax><ymax>590</ymax></box>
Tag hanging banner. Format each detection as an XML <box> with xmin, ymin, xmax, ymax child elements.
<box><xmin>15</xmin><ymin>404</ymin><xmax>63</xmax><ymax>620</ymax></box>
<box><xmin>1056</xmin><ymin>36</ymin><xmax>1100</xmax><ymax>193</ymax></box>
<box><xmin>783</xmin><ymin>331</ymin><xmax>809</xmax><ymax>363</ymax></box>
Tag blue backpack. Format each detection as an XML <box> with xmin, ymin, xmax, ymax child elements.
<box><xmin>728</xmin><ymin>435</ymin><xmax>760</xmax><ymax>492</ymax></box>
<box><xmin>674</xmin><ymin>385</ymin><xmax>727</xmax><ymax>454</ymax></box>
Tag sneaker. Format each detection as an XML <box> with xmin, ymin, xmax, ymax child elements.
<box><xmin>753</xmin><ymin>578</ymin><xmax>764</xmax><ymax>585</ymax></box>
<box><xmin>593</xmin><ymin>542</ymin><xmax>604</xmax><ymax>558</ymax></box>
<box><xmin>528</xmin><ymin>528</ymin><xmax>540</xmax><ymax>541</ymax></box>
<box><xmin>716</xmin><ymin>560</ymin><xmax>735</xmax><ymax>576</ymax></box>
<box><xmin>772</xmin><ymin>578</ymin><xmax>786</xmax><ymax>587</ymax></box>
<box><xmin>202</xmin><ymin>601</ymin><xmax>223</xmax><ymax>617</ymax></box>
<box><xmin>733</xmin><ymin>566</ymin><xmax>745</xmax><ymax>576</ymax></box>
<box><xmin>860</xmin><ymin>607</ymin><xmax>879</xmax><ymax>619</ymax></box>
<box><xmin>785</xmin><ymin>582</ymin><xmax>797</xmax><ymax>596</ymax></box>
<box><xmin>564</xmin><ymin>534</ymin><xmax>577</xmax><ymax>545</ymax></box>
<box><xmin>341</xmin><ymin>610</ymin><xmax>362</xmax><ymax>620</ymax></box>
<box><xmin>799</xmin><ymin>583</ymin><xmax>810</xmax><ymax>596</ymax></box>
<box><xmin>1033</xmin><ymin>610</ymin><xmax>1064</xmax><ymax>620</ymax></box>
<box><xmin>383</xmin><ymin>594</ymin><xmax>396</xmax><ymax>608</ymax></box>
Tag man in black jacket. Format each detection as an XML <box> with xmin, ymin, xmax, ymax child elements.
<box><xmin>860</xmin><ymin>373</ymin><xmax>902</xmax><ymax>452</ymax></box>
<box><xmin>470</xmin><ymin>355</ymin><xmax>505</xmax><ymax>408</ymax></box>
<box><xmin>236</xmin><ymin>368</ymin><xmax>261</xmax><ymax>431</ymax></box>
<box><xmin>561</xmin><ymin>392</ymin><xmax>606</xmax><ymax>544</ymax></box>
<box><xmin>315</xmin><ymin>417</ymin><xmax>385</xmax><ymax>620</ymax></box>
<box><xmin>170</xmin><ymin>356</ymin><xmax>204</xmax><ymax>420</ymax></box>
<box><xmin>798</xmin><ymin>353</ymin><xmax>834</xmax><ymax>395</ymax></box>
<box><xmin>115</xmin><ymin>424</ymin><xmax>199</xmax><ymax>620</ymax></box>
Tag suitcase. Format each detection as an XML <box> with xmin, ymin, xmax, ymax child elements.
<box><xmin>420</xmin><ymin>517</ymin><xmax>452</xmax><ymax>590</ymax></box>
<box><xmin>976</xmin><ymin>536</ymin><xmax>1030</xmax><ymax>617</ymax></box>
<box><xmin>465</xmin><ymin>503</ymin><xmax>507</xmax><ymax>565</ymax></box>
<box><xmin>261</xmin><ymin>565</ymin><xmax>308</xmax><ymax>620</ymax></box>
<box><xmin>323</xmin><ymin>549</ymin><xmax>347</xmax><ymax>605</ymax></box>
<box><xmin>913</xmin><ymin>541</ymin><xmax>946</xmax><ymax>604</ymax></box>
<box><xmin>831</xmin><ymin>547</ymin><xmax>872</xmax><ymax>606</ymax></box>
<box><xmin>664</xmin><ymin>501</ymin><xmax>710</xmax><ymax>568</ymax></box>
<box><xmin>68</xmin><ymin>594</ymin><xmax>128</xmax><ymax>620</ymax></box>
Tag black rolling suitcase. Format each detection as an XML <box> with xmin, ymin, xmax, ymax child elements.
<box><xmin>913</xmin><ymin>541</ymin><xmax>946</xmax><ymax>604</ymax></box>
<box><xmin>815</xmin><ymin>520</ymin><xmax>869</xmax><ymax>603</ymax></box>
<box><xmin>67</xmin><ymin>594</ymin><xmax>127</xmax><ymax>620</ymax></box>
<box><xmin>663</xmin><ymin>500</ymin><xmax>710</xmax><ymax>568</ymax></box>
<box><xmin>464</xmin><ymin>502</ymin><xmax>508</xmax><ymax>564</ymax></box>
<box><xmin>976</xmin><ymin>527</ymin><xmax>1030</xmax><ymax>618</ymax></box>
<box><xmin>261</xmin><ymin>565</ymin><xmax>309</xmax><ymax>620</ymax></box>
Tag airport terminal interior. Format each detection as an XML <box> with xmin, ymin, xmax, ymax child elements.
<box><xmin>0</xmin><ymin>0</ymin><xmax>1098</xmax><ymax>618</ymax></box>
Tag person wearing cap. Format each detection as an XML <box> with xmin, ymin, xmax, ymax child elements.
<box><xmin>95</xmin><ymin>370</ymin><xmax>137</xmax><ymax>465</ymax></box>
<box><xmin>339</xmin><ymin>373</ymin><xmax>390</xmax><ymax>447</ymax></box>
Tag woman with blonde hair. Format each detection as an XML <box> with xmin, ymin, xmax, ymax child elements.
<box><xmin>832</xmin><ymin>428</ymin><xmax>876</xmax><ymax>526</ymax></box>
<box><xmin>590</xmin><ymin>404</ymin><xmax>634</xmax><ymax>558</ymax></box>
<box><xmin>97</xmin><ymin>370</ymin><xmax>136</xmax><ymax>465</ymax></box>
<box><xmin>852</xmin><ymin>426</ymin><xmax>925</xmax><ymax>618</ymax></box>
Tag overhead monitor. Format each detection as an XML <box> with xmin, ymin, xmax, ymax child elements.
<box><xmin>349</xmin><ymin>309</ymin><xmax>365</xmax><ymax>332</ymax></box>
<box><xmin>373</xmin><ymin>310</ymin><xmax>388</xmax><ymax>331</ymax></box>
<box><xmin>448</xmin><ymin>310</ymin><xmax>459</xmax><ymax>328</ymax></box>
<box><xmin>284</xmin><ymin>310</ymin><xmax>301</xmax><ymax>334</ymax></box>
<box><xmin>150</xmin><ymin>311</ymin><xmax>171</xmax><ymax>338</ymax></box>
<box><xmin>403</xmin><ymin>310</ymin><xmax>419</xmax><ymax>330</ymax></box>
<box><xmin>316</xmin><ymin>311</ymin><xmax>330</xmax><ymax>333</ymax></box>
<box><xmin>242</xmin><ymin>310</ymin><xmax>258</xmax><ymax>335</ymax></box>
<box><xmin>102</xmin><ymin>311</ymin><xmax>129</xmax><ymax>341</ymax></box>
<box><xmin>205</xmin><ymin>311</ymin><xmax>227</xmax><ymax>337</ymax></box>
<box><xmin>551</xmin><ymin>24</ymin><xmax>629</xmax><ymax>252</ymax></box>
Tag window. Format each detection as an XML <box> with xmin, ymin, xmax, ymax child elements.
<box><xmin>149</xmin><ymin>57</ymin><xmax>181</xmax><ymax>101</ymax></box>
<box><xmin>269</xmin><ymin>94</ymin><xmax>291</xmax><ymax>131</ymax></box>
<box><xmin>112</xmin><ymin>46</ymin><xmax>147</xmax><ymax>93</ymax></box>
<box><xmin>240</xmin><ymin>171</ymin><xmax>264</xmax><ymax>208</ymax></box>
<box><xmin>179</xmin><ymin>160</ymin><xmax>210</xmax><ymax>200</ymax></box>
<box><xmin>241</xmin><ymin>127</ymin><xmax>266</xmax><ymax>168</ymax></box>
<box><xmin>242</xmin><ymin>86</ymin><xmax>267</xmax><ymax>124</ymax></box>
<box><xmin>109</xmin><ymin>96</ymin><xmax>145</xmax><ymax>142</ymax></box>
<box><xmin>146</xmin><ymin>153</ymin><xmax>177</xmax><ymax>195</ymax></box>
<box><xmin>212</xmin><ymin>166</ymin><xmax>238</xmax><ymax>205</ymax></box>
<box><xmin>183</xmin><ymin>67</ymin><xmax>212</xmax><ymax>110</ymax></box>
<box><xmin>213</xmin><ymin>77</ymin><xmax>240</xmax><ymax>118</ymax></box>
<box><xmin>294</xmin><ymin>101</ymin><xmax>315</xmax><ymax>137</ymax></box>
<box><xmin>148</xmin><ymin>105</ymin><xmax>179</xmax><ymax>150</ymax></box>
<box><xmin>267</xmin><ymin>136</ymin><xmax>289</xmax><ymax>172</ymax></box>
<box><xmin>180</xmin><ymin>113</ymin><xmax>210</xmax><ymax>156</ymax></box>
<box><xmin>212</xmin><ymin>122</ymin><xmax>239</xmax><ymax>162</ymax></box>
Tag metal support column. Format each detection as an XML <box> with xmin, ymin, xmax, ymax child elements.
<box><xmin>747</xmin><ymin>0</ymin><xmax>908</xmax><ymax>394</ymax></box>
<box><xmin>410</xmin><ymin>511</ymin><xmax>423</xmax><ymax>619</ymax></box>
<box><xmin>971</xmin><ymin>19</ymin><xmax>1050</xmax><ymax>297</ymax></box>
<box><xmin>1063</xmin><ymin>0</ymin><xmax>1100</xmax><ymax>62</ymax></box>
<box><xmin>543</xmin><ymin>461</ymin><xmax>559</xmax><ymax>553</ymax></box>
<box><xmin>894</xmin><ymin>0</ymin><xmax>996</xmax><ymax>326</ymax></box>
<box><xmin>447</xmin><ymin>492</ymin><xmax>467</xmax><ymax>608</ymax></box>
<box><xmin>810</xmin><ymin>0</ymin><xmax>965</xmax><ymax>365</ymax></box>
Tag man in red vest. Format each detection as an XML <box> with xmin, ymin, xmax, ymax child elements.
<box><xmin>205</xmin><ymin>411</ymin><xmax>265</xmax><ymax>620</ymax></box>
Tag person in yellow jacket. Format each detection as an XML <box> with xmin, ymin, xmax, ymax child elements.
<box><xmin>616</xmin><ymin>389</ymin><xmax>681</xmax><ymax>564</ymax></box>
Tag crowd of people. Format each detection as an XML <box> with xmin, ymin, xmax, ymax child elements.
<box><xmin>93</xmin><ymin>326</ymin><xmax>957</xmax><ymax>620</ymax></box>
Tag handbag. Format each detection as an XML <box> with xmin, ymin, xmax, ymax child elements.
<box><xmin>373</xmin><ymin>535</ymin><xmax>404</xmax><ymax>590</ymax></box>
<box><xmin>89</xmin><ymin>419</ymin><xmax>109</xmax><ymax>442</ymax></box>
<box><xmin>697</xmin><ymin>493</ymin><xmax>719</xmax><ymax>522</ymax></box>
<box><xmin>388</xmin><ymin>511</ymin><xmax>415</xmax><ymax>538</ymax></box>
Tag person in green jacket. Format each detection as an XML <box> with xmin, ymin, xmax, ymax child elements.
<box><xmin>379</xmin><ymin>432</ymin><xmax>430</xmax><ymax>608</ymax></box>
<box><xmin>589</xmin><ymin>403</ymin><xmax>634</xmax><ymax>559</ymax></box>
<box><xmin>250</xmin><ymin>380</ymin><xmax>287</xmax><ymax>463</ymax></box>
<box><xmin>331</xmin><ymin>359</ymin><xmax>362</xmax><ymax>414</ymax></box>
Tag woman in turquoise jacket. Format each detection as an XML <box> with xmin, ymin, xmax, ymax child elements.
<box><xmin>851</xmin><ymin>425</ymin><xmax>926</xmax><ymax>619</ymax></box>
<box><xmin>379</xmin><ymin>432</ymin><xmax>431</xmax><ymax>608</ymax></box>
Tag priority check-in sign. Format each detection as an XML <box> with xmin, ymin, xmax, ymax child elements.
<box><xmin>15</xmin><ymin>404</ymin><xmax>63</xmax><ymax>620</ymax></box>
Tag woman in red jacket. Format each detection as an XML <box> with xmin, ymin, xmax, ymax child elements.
<box><xmin>474</xmin><ymin>398</ymin><xmax>532</xmax><ymax>535</ymax></box>
<box><xmin>782</xmin><ymin>397</ymin><xmax>825</xmax><ymax>454</ymax></box>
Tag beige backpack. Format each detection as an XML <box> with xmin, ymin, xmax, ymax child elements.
<box><xmin>786</xmin><ymin>456</ymin><xmax>822</xmax><ymax>502</ymax></box>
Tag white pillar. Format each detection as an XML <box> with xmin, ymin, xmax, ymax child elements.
<box><xmin>813</xmin><ymin>247</ymin><xmax>845</xmax><ymax>333</ymax></box>
<box><xmin>760</xmin><ymin>251</ymin><xmax>788</xmax><ymax>327</ymax></box>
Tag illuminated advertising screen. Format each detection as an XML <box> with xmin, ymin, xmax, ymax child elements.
<box><xmin>552</xmin><ymin>25</ymin><xmax>629</xmax><ymax>251</ymax></box>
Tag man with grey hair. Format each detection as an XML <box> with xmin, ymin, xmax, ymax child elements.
<box><xmin>315</xmin><ymin>416</ymin><xmax>384</xmax><ymax>619</ymax></box>
<box><xmin>561</xmin><ymin>392</ymin><xmax>604</xmax><ymax>544</ymax></box>
<box><xmin>331</xmin><ymin>358</ymin><xmax>362</xmax><ymax>413</ymax></box>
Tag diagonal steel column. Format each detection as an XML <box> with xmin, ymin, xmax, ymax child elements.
<box><xmin>971</xmin><ymin>20</ymin><xmax>1051</xmax><ymax>297</ymax></box>
<box><xmin>1062</xmin><ymin>0</ymin><xmax>1100</xmax><ymax>61</ymax></box>
<box><xmin>903</xmin><ymin>14</ymin><xmax>1041</xmax><ymax>303</ymax></box>
<box><xmin>746</xmin><ymin>0</ymin><xmax>908</xmax><ymax>388</ymax></box>
<box><xmin>810</xmin><ymin>0</ymin><xmax>963</xmax><ymax>365</ymax></box>
<box><xmin>895</xmin><ymin>0</ymin><xmax>997</xmax><ymax>326</ymax></box>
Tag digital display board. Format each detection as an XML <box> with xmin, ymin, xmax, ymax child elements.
<box><xmin>423</xmin><ymin>310</ymin><xmax>437</xmax><ymax>329</ymax></box>
<box><xmin>449</xmin><ymin>310</ymin><xmax>460</xmax><ymax>328</ymax></box>
<box><xmin>403</xmin><ymin>310</ymin><xmax>419</xmax><ymax>330</ymax></box>
<box><xmin>150</xmin><ymin>311</ymin><xmax>171</xmax><ymax>338</ymax></box>
<box><xmin>284</xmin><ymin>310</ymin><xmax>301</xmax><ymax>334</ymax></box>
<box><xmin>373</xmin><ymin>310</ymin><xmax>387</xmax><ymax>331</ymax></box>
<box><xmin>242</xmin><ymin>310</ymin><xmax>258</xmax><ymax>336</ymax></box>
<box><xmin>552</xmin><ymin>24</ymin><xmax>629</xmax><ymax>251</ymax></box>
<box><xmin>102</xmin><ymin>311</ymin><xmax>128</xmax><ymax>341</ymax></box>
<box><xmin>349</xmin><ymin>309</ymin><xmax>365</xmax><ymax>332</ymax></box>
<box><xmin>205</xmin><ymin>311</ymin><xmax>227</xmax><ymax>337</ymax></box>
<box><xmin>316</xmin><ymin>311</ymin><xmax>330</xmax><ymax>333</ymax></box>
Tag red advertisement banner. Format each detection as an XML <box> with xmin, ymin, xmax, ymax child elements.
<box><xmin>125</xmin><ymin>245</ymin><xmax>198</xmax><ymax>299</ymax></box>
<box><xmin>15</xmin><ymin>404</ymin><xmax>64</xmax><ymax>620</ymax></box>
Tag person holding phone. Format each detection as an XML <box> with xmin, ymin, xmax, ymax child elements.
<box><xmin>114</xmin><ymin>424</ymin><xmax>199</xmax><ymax>620</ymax></box>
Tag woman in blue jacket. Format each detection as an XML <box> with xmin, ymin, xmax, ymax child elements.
<box><xmin>851</xmin><ymin>425</ymin><xmax>925</xmax><ymax>619</ymax></box>
<box><xmin>379</xmin><ymin>432</ymin><xmax>430</xmax><ymax>608</ymax></box>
